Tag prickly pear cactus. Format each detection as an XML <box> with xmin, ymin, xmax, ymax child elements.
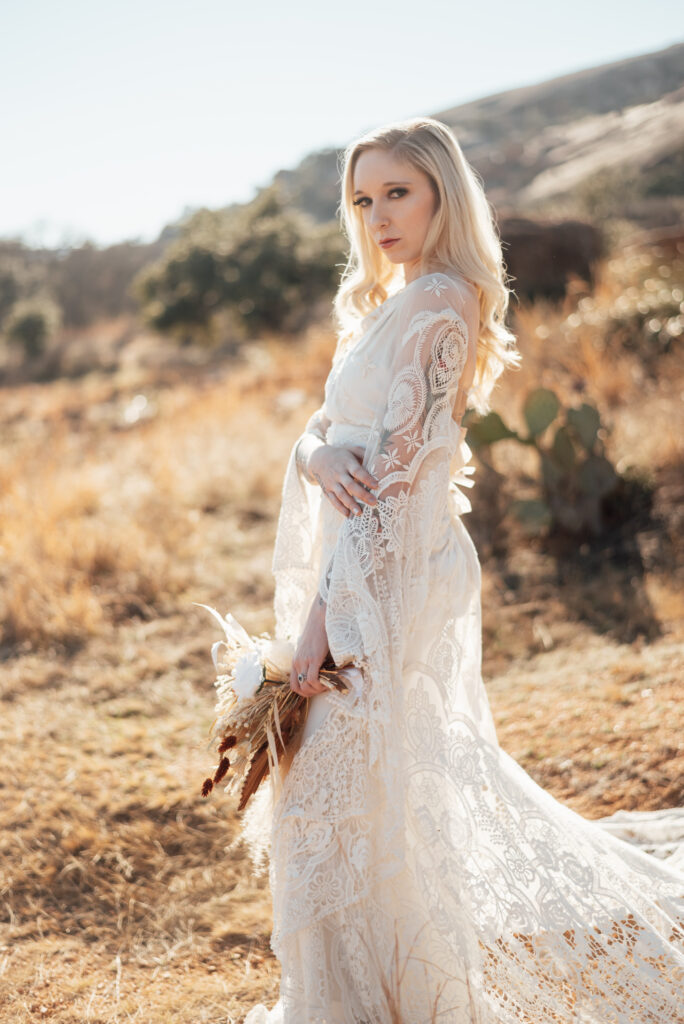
<box><xmin>464</xmin><ymin>389</ymin><xmax>621</xmax><ymax>535</ymax></box>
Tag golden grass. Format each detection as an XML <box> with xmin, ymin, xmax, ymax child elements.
<box><xmin>0</xmin><ymin>254</ymin><xmax>682</xmax><ymax>1021</ymax></box>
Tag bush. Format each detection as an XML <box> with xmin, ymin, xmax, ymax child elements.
<box><xmin>3</xmin><ymin>295</ymin><xmax>62</xmax><ymax>361</ymax></box>
<box><xmin>133</xmin><ymin>183</ymin><xmax>345</xmax><ymax>342</ymax></box>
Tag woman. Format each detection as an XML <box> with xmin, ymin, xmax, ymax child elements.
<box><xmin>244</xmin><ymin>118</ymin><xmax>684</xmax><ymax>1023</ymax></box>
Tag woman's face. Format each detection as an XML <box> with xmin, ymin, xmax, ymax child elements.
<box><xmin>352</xmin><ymin>147</ymin><xmax>438</xmax><ymax>284</ymax></box>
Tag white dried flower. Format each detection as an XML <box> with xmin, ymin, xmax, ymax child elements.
<box><xmin>256</xmin><ymin>637</ymin><xmax>294</xmax><ymax>677</ymax></box>
<box><xmin>232</xmin><ymin>649</ymin><xmax>264</xmax><ymax>701</ymax></box>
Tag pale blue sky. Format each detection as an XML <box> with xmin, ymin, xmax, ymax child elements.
<box><xmin>2</xmin><ymin>1</ymin><xmax>681</xmax><ymax>248</ymax></box>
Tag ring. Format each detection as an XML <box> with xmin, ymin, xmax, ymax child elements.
<box><xmin>297</xmin><ymin>673</ymin><xmax>305</xmax><ymax>683</ymax></box>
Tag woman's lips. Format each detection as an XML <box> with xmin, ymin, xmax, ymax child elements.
<box><xmin>380</xmin><ymin>238</ymin><xmax>399</xmax><ymax>249</ymax></box>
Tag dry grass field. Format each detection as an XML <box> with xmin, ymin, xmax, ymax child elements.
<box><xmin>1</xmin><ymin>246</ymin><xmax>683</xmax><ymax>1022</ymax></box>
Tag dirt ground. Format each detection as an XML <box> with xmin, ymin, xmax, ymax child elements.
<box><xmin>1</xmin><ymin>248</ymin><xmax>682</xmax><ymax>1021</ymax></box>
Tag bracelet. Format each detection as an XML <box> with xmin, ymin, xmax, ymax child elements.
<box><xmin>296</xmin><ymin>434</ymin><xmax>322</xmax><ymax>481</ymax></box>
<box><xmin>295</xmin><ymin>420</ymin><xmax>327</xmax><ymax>483</ymax></box>
<box><xmin>294</xmin><ymin>436</ymin><xmax>306</xmax><ymax>476</ymax></box>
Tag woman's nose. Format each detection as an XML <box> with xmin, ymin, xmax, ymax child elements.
<box><xmin>369</xmin><ymin>203</ymin><xmax>389</xmax><ymax>229</ymax></box>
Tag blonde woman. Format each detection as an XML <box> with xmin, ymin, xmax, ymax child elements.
<box><xmin>244</xmin><ymin>118</ymin><xmax>684</xmax><ymax>1023</ymax></box>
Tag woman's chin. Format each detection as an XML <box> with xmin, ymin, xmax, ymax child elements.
<box><xmin>379</xmin><ymin>247</ymin><xmax>403</xmax><ymax>263</ymax></box>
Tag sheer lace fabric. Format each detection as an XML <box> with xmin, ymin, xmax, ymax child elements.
<box><xmin>245</xmin><ymin>273</ymin><xmax>684</xmax><ymax>1023</ymax></box>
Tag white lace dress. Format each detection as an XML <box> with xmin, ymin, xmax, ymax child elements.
<box><xmin>244</xmin><ymin>272</ymin><xmax>684</xmax><ymax>1023</ymax></box>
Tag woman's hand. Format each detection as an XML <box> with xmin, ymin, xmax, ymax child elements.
<box><xmin>308</xmin><ymin>444</ymin><xmax>380</xmax><ymax>518</ymax></box>
<box><xmin>290</xmin><ymin>595</ymin><xmax>332</xmax><ymax>697</ymax></box>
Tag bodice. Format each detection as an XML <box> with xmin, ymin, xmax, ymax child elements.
<box><xmin>322</xmin><ymin>291</ymin><xmax>476</xmax><ymax>524</ymax></box>
<box><xmin>322</xmin><ymin>303</ymin><xmax>398</xmax><ymax>437</ymax></box>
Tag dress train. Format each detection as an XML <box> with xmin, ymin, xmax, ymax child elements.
<box><xmin>241</xmin><ymin>273</ymin><xmax>684</xmax><ymax>1022</ymax></box>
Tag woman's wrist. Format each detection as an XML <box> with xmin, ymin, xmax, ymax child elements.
<box><xmin>296</xmin><ymin>433</ymin><xmax>326</xmax><ymax>484</ymax></box>
<box><xmin>307</xmin><ymin>590</ymin><xmax>327</xmax><ymax>623</ymax></box>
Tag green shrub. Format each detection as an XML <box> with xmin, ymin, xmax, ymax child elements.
<box><xmin>133</xmin><ymin>183</ymin><xmax>344</xmax><ymax>342</ymax></box>
<box><xmin>3</xmin><ymin>296</ymin><xmax>62</xmax><ymax>361</ymax></box>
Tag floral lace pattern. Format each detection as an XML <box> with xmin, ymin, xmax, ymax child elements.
<box><xmin>247</xmin><ymin>273</ymin><xmax>684</xmax><ymax>1024</ymax></box>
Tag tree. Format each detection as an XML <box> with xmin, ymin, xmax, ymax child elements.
<box><xmin>133</xmin><ymin>183</ymin><xmax>344</xmax><ymax>342</ymax></box>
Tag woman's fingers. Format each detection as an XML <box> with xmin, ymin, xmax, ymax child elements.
<box><xmin>290</xmin><ymin>663</ymin><xmax>327</xmax><ymax>696</ymax></box>
<box><xmin>290</xmin><ymin>662</ymin><xmax>313</xmax><ymax>695</ymax></box>
<box><xmin>331</xmin><ymin>480</ymin><xmax>362</xmax><ymax>517</ymax></box>
<box><xmin>348</xmin><ymin>448</ymin><xmax>380</xmax><ymax>490</ymax></box>
<box><xmin>336</xmin><ymin>473</ymin><xmax>377</xmax><ymax>514</ymax></box>
<box><xmin>300</xmin><ymin>679</ymin><xmax>325</xmax><ymax>696</ymax></box>
<box><xmin>324</xmin><ymin>487</ymin><xmax>351</xmax><ymax>517</ymax></box>
<box><xmin>344</xmin><ymin>471</ymin><xmax>378</xmax><ymax>508</ymax></box>
<box><xmin>316</xmin><ymin>445</ymin><xmax>380</xmax><ymax>516</ymax></box>
<box><xmin>302</xmin><ymin>680</ymin><xmax>328</xmax><ymax>695</ymax></box>
<box><xmin>323</xmin><ymin>485</ymin><xmax>372</xmax><ymax>517</ymax></box>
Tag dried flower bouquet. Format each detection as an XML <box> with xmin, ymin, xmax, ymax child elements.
<box><xmin>194</xmin><ymin>603</ymin><xmax>350</xmax><ymax>811</ymax></box>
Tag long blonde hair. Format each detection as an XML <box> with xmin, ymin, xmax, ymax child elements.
<box><xmin>333</xmin><ymin>116</ymin><xmax>519</xmax><ymax>412</ymax></box>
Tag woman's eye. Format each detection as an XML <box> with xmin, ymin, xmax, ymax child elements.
<box><xmin>352</xmin><ymin>188</ymin><xmax>407</xmax><ymax>207</ymax></box>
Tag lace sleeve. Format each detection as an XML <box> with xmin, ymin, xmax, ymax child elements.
<box><xmin>318</xmin><ymin>277</ymin><xmax>477</xmax><ymax>722</ymax></box>
<box><xmin>270</xmin><ymin>402</ymin><xmax>332</xmax><ymax>646</ymax></box>
<box><xmin>294</xmin><ymin>405</ymin><xmax>331</xmax><ymax>484</ymax></box>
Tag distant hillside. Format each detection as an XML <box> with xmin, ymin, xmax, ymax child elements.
<box><xmin>3</xmin><ymin>41</ymin><xmax>683</xmax><ymax>355</ymax></box>
<box><xmin>273</xmin><ymin>41</ymin><xmax>684</xmax><ymax>226</ymax></box>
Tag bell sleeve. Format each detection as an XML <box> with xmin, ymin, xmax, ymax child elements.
<box><xmin>271</xmin><ymin>405</ymin><xmax>330</xmax><ymax>646</ymax></box>
<box><xmin>317</xmin><ymin>278</ymin><xmax>478</xmax><ymax>749</ymax></box>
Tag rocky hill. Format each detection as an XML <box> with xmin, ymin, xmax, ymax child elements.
<box><xmin>273</xmin><ymin>41</ymin><xmax>684</xmax><ymax>227</ymax></box>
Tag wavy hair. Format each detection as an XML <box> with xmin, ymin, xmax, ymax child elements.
<box><xmin>333</xmin><ymin>116</ymin><xmax>520</xmax><ymax>412</ymax></box>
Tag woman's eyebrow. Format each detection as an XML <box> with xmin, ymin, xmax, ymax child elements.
<box><xmin>353</xmin><ymin>180</ymin><xmax>411</xmax><ymax>196</ymax></box>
